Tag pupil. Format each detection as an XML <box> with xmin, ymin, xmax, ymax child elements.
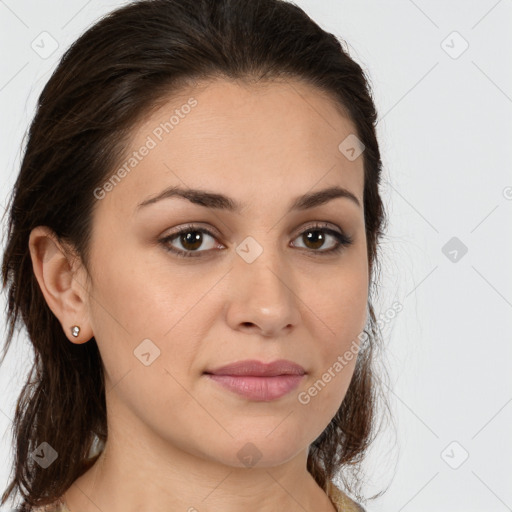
<box><xmin>305</xmin><ymin>230</ymin><xmax>324</xmax><ymax>249</ymax></box>
<box><xmin>182</xmin><ymin>231</ymin><xmax>202</xmax><ymax>250</ymax></box>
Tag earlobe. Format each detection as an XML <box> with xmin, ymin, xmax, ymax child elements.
<box><xmin>28</xmin><ymin>226</ymin><xmax>93</xmax><ymax>344</ymax></box>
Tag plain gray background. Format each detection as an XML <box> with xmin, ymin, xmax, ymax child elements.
<box><xmin>1</xmin><ymin>1</ymin><xmax>511</xmax><ymax>511</ymax></box>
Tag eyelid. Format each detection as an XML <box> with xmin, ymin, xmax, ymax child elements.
<box><xmin>164</xmin><ymin>222</ymin><xmax>223</xmax><ymax>239</ymax></box>
<box><xmin>163</xmin><ymin>220</ymin><xmax>344</xmax><ymax>241</ymax></box>
<box><xmin>160</xmin><ymin>220</ymin><xmax>353</xmax><ymax>258</ymax></box>
<box><xmin>292</xmin><ymin>220</ymin><xmax>343</xmax><ymax>237</ymax></box>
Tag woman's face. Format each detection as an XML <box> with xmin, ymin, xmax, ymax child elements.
<box><xmin>82</xmin><ymin>78</ymin><xmax>368</xmax><ymax>469</ymax></box>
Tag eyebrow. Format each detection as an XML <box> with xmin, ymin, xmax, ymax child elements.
<box><xmin>136</xmin><ymin>184</ymin><xmax>361</xmax><ymax>213</ymax></box>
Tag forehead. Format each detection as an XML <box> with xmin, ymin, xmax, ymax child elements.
<box><xmin>99</xmin><ymin>78</ymin><xmax>365</xmax><ymax>218</ymax></box>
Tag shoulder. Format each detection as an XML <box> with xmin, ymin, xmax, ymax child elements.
<box><xmin>326</xmin><ymin>480</ymin><xmax>367</xmax><ymax>512</ymax></box>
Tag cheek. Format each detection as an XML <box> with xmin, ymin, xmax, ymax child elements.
<box><xmin>88</xmin><ymin>238</ymin><xmax>178</xmax><ymax>332</ymax></box>
<box><xmin>302</xmin><ymin>258</ymin><xmax>367</xmax><ymax>407</ymax></box>
<box><xmin>298</xmin><ymin>357</ymin><xmax>357</xmax><ymax>441</ymax></box>
<box><xmin>299</xmin><ymin>296</ymin><xmax>362</xmax><ymax>428</ymax></box>
<box><xmin>312</xmin><ymin>259</ymin><xmax>368</xmax><ymax>348</ymax></box>
<box><xmin>87</xmin><ymin>244</ymin><xmax>214</xmax><ymax>393</ymax></box>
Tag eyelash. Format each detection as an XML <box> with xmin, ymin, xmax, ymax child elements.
<box><xmin>159</xmin><ymin>222</ymin><xmax>353</xmax><ymax>259</ymax></box>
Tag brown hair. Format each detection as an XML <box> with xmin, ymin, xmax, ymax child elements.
<box><xmin>1</xmin><ymin>0</ymin><xmax>391</xmax><ymax>509</ymax></box>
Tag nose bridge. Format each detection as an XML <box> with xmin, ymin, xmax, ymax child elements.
<box><xmin>228</xmin><ymin>230</ymin><xmax>300</xmax><ymax>332</ymax></box>
<box><xmin>235</xmin><ymin>231</ymin><xmax>290</xmax><ymax>298</ymax></box>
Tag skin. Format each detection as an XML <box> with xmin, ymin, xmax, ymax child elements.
<box><xmin>29</xmin><ymin>78</ymin><xmax>368</xmax><ymax>512</ymax></box>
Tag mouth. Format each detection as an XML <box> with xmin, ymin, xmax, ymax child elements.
<box><xmin>203</xmin><ymin>359</ymin><xmax>307</xmax><ymax>401</ymax></box>
<box><xmin>204</xmin><ymin>358</ymin><xmax>306</xmax><ymax>377</ymax></box>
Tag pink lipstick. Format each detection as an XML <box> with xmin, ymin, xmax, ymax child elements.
<box><xmin>204</xmin><ymin>359</ymin><xmax>306</xmax><ymax>401</ymax></box>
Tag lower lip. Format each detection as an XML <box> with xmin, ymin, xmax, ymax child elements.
<box><xmin>205</xmin><ymin>374</ymin><xmax>305</xmax><ymax>401</ymax></box>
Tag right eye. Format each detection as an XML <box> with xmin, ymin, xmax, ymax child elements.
<box><xmin>159</xmin><ymin>225</ymin><xmax>224</xmax><ymax>258</ymax></box>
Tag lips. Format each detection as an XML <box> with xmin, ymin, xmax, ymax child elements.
<box><xmin>205</xmin><ymin>373</ymin><xmax>305</xmax><ymax>401</ymax></box>
<box><xmin>204</xmin><ymin>359</ymin><xmax>306</xmax><ymax>377</ymax></box>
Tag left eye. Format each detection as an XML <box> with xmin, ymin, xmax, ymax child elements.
<box><xmin>160</xmin><ymin>223</ymin><xmax>353</xmax><ymax>258</ymax></box>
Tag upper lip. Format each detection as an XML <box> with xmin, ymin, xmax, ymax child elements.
<box><xmin>204</xmin><ymin>359</ymin><xmax>306</xmax><ymax>377</ymax></box>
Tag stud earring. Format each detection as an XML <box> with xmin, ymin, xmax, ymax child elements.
<box><xmin>71</xmin><ymin>325</ymin><xmax>81</xmax><ymax>337</ymax></box>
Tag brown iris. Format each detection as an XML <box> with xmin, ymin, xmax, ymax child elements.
<box><xmin>302</xmin><ymin>229</ymin><xmax>326</xmax><ymax>250</ymax></box>
<box><xmin>179</xmin><ymin>231</ymin><xmax>203</xmax><ymax>251</ymax></box>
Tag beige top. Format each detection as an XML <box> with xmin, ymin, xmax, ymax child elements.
<box><xmin>31</xmin><ymin>497</ymin><xmax>69</xmax><ymax>512</ymax></box>
<box><xmin>32</xmin><ymin>481</ymin><xmax>365</xmax><ymax>511</ymax></box>
<box><xmin>326</xmin><ymin>480</ymin><xmax>366</xmax><ymax>511</ymax></box>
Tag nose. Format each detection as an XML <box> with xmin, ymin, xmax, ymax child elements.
<box><xmin>225</xmin><ymin>246</ymin><xmax>301</xmax><ymax>338</ymax></box>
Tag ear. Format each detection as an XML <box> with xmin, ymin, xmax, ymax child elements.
<box><xmin>28</xmin><ymin>226</ymin><xmax>93</xmax><ymax>344</ymax></box>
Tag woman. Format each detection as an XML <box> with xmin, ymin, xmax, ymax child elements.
<box><xmin>0</xmin><ymin>0</ymin><xmax>389</xmax><ymax>510</ymax></box>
